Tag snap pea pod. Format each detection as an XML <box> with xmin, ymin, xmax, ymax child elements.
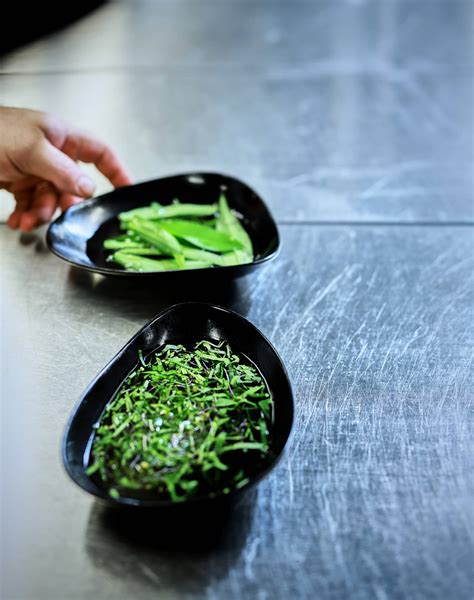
<box><xmin>126</xmin><ymin>219</ymin><xmax>183</xmax><ymax>256</ymax></box>
<box><xmin>106</xmin><ymin>246</ymin><xmax>161</xmax><ymax>256</ymax></box>
<box><xmin>181</xmin><ymin>247</ymin><xmax>251</xmax><ymax>267</ymax></box>
<box><xmin>103</xmin><ymin>198</ymin><xmax>254</xmax><ymax>272</ymax></box>
<box><xmin>182</xmin><ymin>247</ymin><xmax>223</xmax><ymax>265</ymax></box>
<box><xmin>216</xmin><ymin>194</ymin><xmax>253</xmax><ymax>255</ymax></box>
<box><xmin>106</xmin><ymin>245</ymin><xmax>233</xmax><ymax>264</ymax></box>
<box><xmin>110</xmin><ymin>252</ymin><xmax>208</xmax><ymax>272</ymax></box>
<box><xmin>119</xmin><ymin>201</ymin><xmax>218</xmax><ymax>222</ymax></box>
<box><xmin>158</xmin><ymin>219</ymin><xmax>243</xmax><ymax>252</ymax></box>
<box><xmin>218</xmin><ymin>250</ymin><xmax>253</xmax><ymax>266</ymax></box>
<box><xmin>103</xmin><ymin>237</ymin><xmax>152</xmax><ymax>251</ymax></box>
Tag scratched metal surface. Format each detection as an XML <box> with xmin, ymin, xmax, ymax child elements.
<box><xmin>1</xmin><ymin>0</ymin><xmax>473</xmax><ymax>599</ymax></box>
<box><xmin>1</xmin><ymin>70</ymin><xmax>472</xmax><ymax>224</ymax></box>
<box><xmin>0</xmin><ymin>0</ymin><xmax>473</xmax><ymax>223</ymax></box>
<box><xmin>1</xmin><ymin>224</ymin><xmax>473</xmax><ymax>600</ymax></box>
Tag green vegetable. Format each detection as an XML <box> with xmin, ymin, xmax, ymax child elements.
<box><xmin>103</xmin><ymin>237</ymin><xmax>145</xmax><ymax>250</ymax></box>
<box><xmin>106</xmin><ymin>247</ymin><xmax>161</xmax><ymax>256</ymax></box>
<box><xmin>119</xmin><ymin>201</ymin><xmax>218</xmax><ymax>222</ymax></box>
<box><xmin>86</xmin><ymin>340</ymin><xmax>273</xmax><ymax>502</ymax></box>
<box><xmin>103</xmin><ymin>199</ymin><xmax>254</xmax><ymax>272</ymax></box>
<box><xmin>218</xmin><ymin>250</ymin><xmax>253</xmax><ymax>266</ymax></box>
<box><xmin>110</xmin><ymin>252</ymin><xmax>208</xmax><ymax>272</ymax></box>
<box><xmin>104</xmin><ymin>236</ymin><xmax>160</xmax><ymax>255</ymax></box>
<box><xmin>158</xmin><ymin>219</ymin><xmax>242</xmax><ymax>252</ymax></box>
<box><xmin>126</xmin><ymin>219</ymin><xmax>183</xmax><ymax>257</ymax></box>
<box><xmin>181</xmin><ymin>247</ymin><xmax>224</xmax><ymax>265</ymax></box>
<box><xmin>216</xmin><ymin>194</ymin><xmax>253</xmax><ymax>255</ymax></box>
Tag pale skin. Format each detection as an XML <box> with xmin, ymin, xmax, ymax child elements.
<box><xmin>0</xmin><ymin>107</ymin><xmax>132</xmax><ymax>231</ymax></box>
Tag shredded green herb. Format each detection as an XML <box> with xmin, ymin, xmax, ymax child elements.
<box><xmin>104</xmin><ymin>195</ymin><xmax>254</xmax><ymax>272</ymax></box>
<box><xmin>86</xmin><ymin>340</ymin><xmax>273</xmax><ymax>502</ymax></box>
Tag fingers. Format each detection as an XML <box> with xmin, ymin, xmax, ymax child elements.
<box><xmin>8</xmin><ymin>175</ymin><xmax>42</xmax><ymax>193</ymax></box>
<box><xmin>19</xmin><ymin>182</ymin><xmax>59</xmax><ymax>231</ymax></box>
<box><xmin>5</xmin><ymin>117</ymin><xmax>132</xmax><ymax>232</ymax></box>
<box><xmin>25</xmin><ymin>139</ymin><xmax>97</xmax><ymax>198</ymax></box>
<box><xmin>62</xmin><ymin>129</ymin><xmax>132</xmax><ymax>188</ymax></box>
<box><xmin>7</xmin><ymin>190</ymin><xmax>33</xmax><ymax>229</ymax></box>
<box><xmin>7</xmin><ymin>181</ymin><xmax>60</xmax><ymax>231</ymax></box>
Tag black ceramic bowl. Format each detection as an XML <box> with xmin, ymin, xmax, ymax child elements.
<box><xmin>63</xmin><ymin>303</ymin><xmax>294</xmax><ymax>509</ymax></box>
<box><xmin>47</xmin><ymin>172</ymin><xmax>279</xmax><ymax>279</ymax></box>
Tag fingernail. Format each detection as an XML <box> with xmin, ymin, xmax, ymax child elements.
<box><xmin>77</xmin><ymin>175</ymin><xmax>96</xmax><ymax>197</ymax></box>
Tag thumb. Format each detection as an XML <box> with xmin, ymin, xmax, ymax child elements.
<box><xmin>26</xmin><ymin>139</ymin><xmax>96</xmax><ymax>197</ymax></box>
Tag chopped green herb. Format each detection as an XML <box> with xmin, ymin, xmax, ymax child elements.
<box><xmin>86</xmin><ymin>340</ymin><xmax>273</xmax><ymax>502</ymax></box>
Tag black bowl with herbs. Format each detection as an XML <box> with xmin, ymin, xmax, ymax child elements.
<box><xmin>62</xmin><ymin>303</ymin><xmax>294</xmax><ymax>509</ymax></box>
<box><xmin>47</xmin><ymin>173</ymin><xmax>279</xmax><ymax>279</ymax></box>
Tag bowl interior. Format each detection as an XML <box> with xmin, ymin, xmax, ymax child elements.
<box><xmin>63</xmin><ymin>303</ymin><xmax>294</xmax><ymax>507</ymax></box>
<box><xmin>47</xmin><ymin>173</ymin><xmax>279</xmax><ymax>275</ymax></box>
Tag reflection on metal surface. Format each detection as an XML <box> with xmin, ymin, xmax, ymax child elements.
<box><xmin>85</xmin><ymin>491</ymin><xmax>257</xmax><ymax>595</ymax></box>
<box><xmin>66</xmin><ymin>267</ymin><xmax>252</xmax><ymax>322</ymax></box>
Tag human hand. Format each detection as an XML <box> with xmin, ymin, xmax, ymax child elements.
<box><xmin>0</xmin><ymin>107</ymin><xmax>132</xmax><ymax>231</ymax></box>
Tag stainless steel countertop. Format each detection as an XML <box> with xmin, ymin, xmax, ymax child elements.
<box><xmin>1</xmin><ymin>1</ymin><xmax>473</xmax><ymax>599</ymax></box>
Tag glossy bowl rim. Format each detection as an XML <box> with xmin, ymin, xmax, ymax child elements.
<box><xmin>62</xmin><ymin>302</ymin><xmax>294</xmax><ymax>508</ymax></box>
